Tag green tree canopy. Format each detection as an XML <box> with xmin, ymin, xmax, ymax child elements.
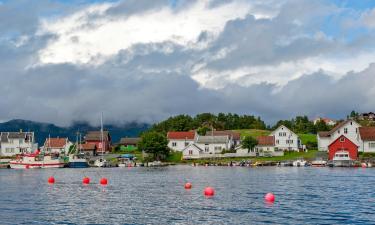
<box><xmin>242</xmin><ymin>136</ymin><xmax>258</xmax><ymax>152</ymax></box>
<box><xmin>138</xmin><ymin>131</ymin><xmax>169</xmax><ymax>161</ymax></box>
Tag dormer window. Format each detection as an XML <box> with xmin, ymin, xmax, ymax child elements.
<box><xmin>340</xmin><ymin>137</ymin><xmax>345</xmax><ymax>142</ymax></box>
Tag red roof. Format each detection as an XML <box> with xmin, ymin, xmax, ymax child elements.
<box><xmin>44</xmin><ymin>138</ymin><xmax>68</xmax><ymax>148</ymax></box>
<box><xmin>359</xmin><ymin>127</ymin><xmax>375</xmax><ymax>141</ymax></box>
<box><xmin>80</xmin><ymin>143</ymin><xmax>97</xmax><ymax>151</ymax></box>
<box><xmin>257</xmin><ymin>136</ymin><xmax>275</xmax><ymax>146</ymax></box>
<box><xmin>167</xmin><ymin>131</ymin><xmax>195</xmax><ymax>140</ymax></box>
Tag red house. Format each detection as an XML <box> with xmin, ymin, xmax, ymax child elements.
<box><xmin>84</xmin><ymin>131</ymin><xmax>111</xmax><ymax>154</ymax></box>
<box><xmin>328</xmin><ymin>135</ymin><xmax>358</xmax><ymax>160</ymax></box>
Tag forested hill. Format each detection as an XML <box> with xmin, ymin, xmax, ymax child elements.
<box><xmin>0</xmin><ymin>119</ymin><xmax>149</xmax><ymax>145</ymax></box>
<box><xmin>149</xmin><ymin>113</ymin><xmax>266</xmax><ymax>133</ymax></box>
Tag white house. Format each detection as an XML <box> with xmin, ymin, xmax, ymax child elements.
<box><xmin>0</xmin><ymin>132</ymin><xmax>38</xmax><ymax>157</ymax></box>
<box><xmin>313</xmin><ymin>117</ymin><xmax>337</xmax><ymax>126</ymax></box>
<box><xmin>254</xmin><ymin>136</ymin><xmax>276</xmax><ymax>154</ymax></box>
<box><xmin>182</xmin><ymin>135</ymin><xmax>231</xmax><ymax>159</ymax></box>
<box><xmin>167</xmin><ymin>131</ymin><xmax>196</xmax><ymax>152</ymax></box>
<box><xmin>206</xmin><ymin>130</ymin><xmax>241</xmax><ymax>148</ymax></box>
<box><xmin>317</xmin><ymin>119</ymin><xmax>361</xmax><ymax>151</ymax></box>
<box><xmin>270</xmin><ymin>125</ymin><xmax>303</xmax><ymax>151</ymax></box>
<box><xmin>358</xmin><ymin>127</ymin><xmax>375</xmax><ymax>153</ymax></box>
<box><xmin>43</xmin><ymin>137</ymin><xmax>73</xmax><ymax>154</ymax></box>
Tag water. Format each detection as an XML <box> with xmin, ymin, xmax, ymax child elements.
<box><xmin>1</xmin><ymin>166</ymin><xmax>375</xmax><ymax>225</ymax></box>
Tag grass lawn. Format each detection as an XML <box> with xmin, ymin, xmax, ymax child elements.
<box><xmin>298</xmin><ymin>133</ymin><xmax>317</xmax><ymax>145</ymax></box>
<box><xmin>234</xmin><ymin>129</ymin><xmax>271</xmax><ymax>138</ymax></box>
<box><xmin>165</xmin><ymin>151</ymin><xmax>182</xmax><ymax>163</ymax></box>
<box><xmin>181</xmin><ymin>150</ymin><xmax>321</xmax><ymax>164</ymax></box>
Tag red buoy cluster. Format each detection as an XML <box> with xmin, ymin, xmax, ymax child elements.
<box><xmin>48</xmin><ymin>176</ymin><xmax>109</xmax><ymax>186</ymax></box>
<box><xmin>204</xmin><ymin>187</ymin><xmax>215</xmax><ymax>197</ymax></box>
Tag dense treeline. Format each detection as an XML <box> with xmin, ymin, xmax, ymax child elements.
<box><xmin>150</xmin><ymin>113</ymin><xmax>266</xmax><ymax>133</ymax></box>
<box><xmin>272</xmin><ymin>116</ymin><xmax>334</xmax><ymax>134</ymax></box>
<box><xmin>150</xmin><ymin>113</ymin><xmax>336</xmax><ymax>135</ymax></box>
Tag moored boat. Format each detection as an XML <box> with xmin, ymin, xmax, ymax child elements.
<box><xmin>311</xmin><ymin>158</ymin><xmax>327</xmax><ymax>167</ymax></box>
<box><xmin>9</xmin><ymin>151</ymin><xmax>65</xmax><ymax>169</ymax></box>
<box><xmin>68</xmin><ymin>154</ymin><xmax>89</xmax><ymax>168</ymax></box>
<box><xmin>293</xmin><ymin>159</ymin><xmax>307</xmax><ymax>167</ymax></box>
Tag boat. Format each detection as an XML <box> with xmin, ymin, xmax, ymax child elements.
<box><xmin>292</xmin><ymin>159</ymin><xmax>307</xmax><ymax>167</ymax></box>
<box><xmin>278</xmin><ymin>161</ymin><xmax>293</xmax><ymax>167</ymax></box>
<box><xmin>311</xmin><ymin>158</ymin><xmax>327</xmax><ymax>167</ymax></box>
<box><xmin>330</xmin><ymin>150</ymin><xmax>355</xmax><ymax>167</ymax></box>
<box><xmin>9</xmin><ymin>151</ymin><xmax>65</xmax><ymax>169</ymax></box>
<box><xmin>94</xmin><ymin>113</ymin><xmax>108</xmax><ymax>168</ymax></box>
<box><xmin>67</xmin><ymin>133</ymin><xmax>89</xmax><ymax>168</ymax></box>
<box><xmin>0</xmin><ymin>159</ymin><xmax>11</xmax><ymax>168</ymax></box>
<box><xmin>118</xmin><ymin>154</ymin><xmax>135</xmax><ymax>167</ymax></box>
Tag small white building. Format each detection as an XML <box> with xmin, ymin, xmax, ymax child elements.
<box><xmin>270</xmin><ymin>125</ymin><xmax>303</xmax><ymax>151</ymax></box>
<box><xmin>358</xmin><ymin>127</ymin><xmax>375</xmax><ymax>153</ymax></box>
<box><xmin>182</xmin><ymin>135</ymin><xmax>231</xmax><ymax>159</ymax></box>
<box><xmin>313</xmin><ymin>117</ymin><xmax>337</xmax><ymax>126</ymax></box>
<box><xmin>254</xmin><ymin>136</ymin><xmax>276</xmax><ymax>154</ymax></box>
<box><xmin>0</xmin><ymin>132</ymin><xmax>38</xmax><ymax>157</ymax></box>
<box><xmin>317</xmin><ymin>120</ymin><xmax>361</xmax><ymax>152</ymax></box>
<box><xmin>43</xmin><ymin>137</ymin><xmax>73</xmax><ymax>154</ymax></box>
<box><xmin>167</xmin><ymin>131</ymin><xmax>196</xmax><ymax>152</ymax></box>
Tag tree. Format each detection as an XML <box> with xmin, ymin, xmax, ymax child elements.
<box><xmin>242</xmin><ymin>136</ymin><xmax>258</xmax><ymax>153</ymax></box>
<box><xmin>138</xmin><ymin>131</ymin><xmax>169</xmax><ymax>161</ymax></box>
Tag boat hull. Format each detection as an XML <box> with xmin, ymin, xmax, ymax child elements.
<box><xmin>9</xmin><ymin>162</ymin><xmax>65</xmax><ymax>169</ymax></box>
<box><xmin>68</xmin><ymin>161</ymin><xmax>89</xmax><ymax>168</ymax></box>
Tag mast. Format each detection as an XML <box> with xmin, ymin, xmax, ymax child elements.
<box><xmin>101</xmin><ymin>113</ymin><xmax>104</xmax><ymax>157</ymax></box>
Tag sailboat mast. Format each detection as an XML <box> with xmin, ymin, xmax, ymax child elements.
<box><xmin>101</xmin><ymin>113</ymin><xmax>104</xmax><ymax>156</ymax></box>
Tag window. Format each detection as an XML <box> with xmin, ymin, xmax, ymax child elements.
<box><xmin>340</xmin><ymin>137</ymin><xmax>345</xmax><ymax>142</ymax></box>
<box><xmin>205</xmin><ymin>144</ymin><xmax>209</xmax><ymax>152</ymax></box>
<box><xmin>356</xmin><ymin>128</ymin><xmax>358</xmax><ymax>133</ymax></box>
<box><xmin>172</xmin><ymin>142</ymin><xmax>177</xmax><ymax>147</ymax></box>
<box><xmin>338</xmin><ymin>130</ymin><xmax>340</xmax><ymax>134</ymax></box>
<box><xmin>350</xmin><ymin>122</ymin><xmax>352</xmax><ymax>125</ymax></box>
<box><xmin>276</xmin><ymin>140</ymin><xmax>279</xmax><ymax>144</ymax></box>
<box><xmin>283</xmin><ymin>132</ymin><xmax>287</xmax><ymax>136</ymax></box>
<box><xmin>290</xmin><ymin>140</ymin><xmax>293</xmax><ymax>144</ymax></box>
<box><xmin>369</xmin><ymin>143</ymin><xmax>375</xmax><ymax>148</ymax></box>
<box><xmin>344</xmin><ymin>128</ymin><xmax>348</xmax><ymax>134</ymax></box>
<box><xmin>214</xmin><ymin>146</ymin><xmax>222</xmax><ymax>151</ymax></box>
<box><xmin>189</xmin><ymin>150</ymin><xmax>193</xmax><ymax>155</ymax></box>
<box><xmin>279</xmin><ymin>132</ymin><xmax>282</xmax><ymax>137</ymax></box>
<box><xmin>185</xmin><ymin>142</ymin><xmax>189</xmax><ymax>147</ymax></box>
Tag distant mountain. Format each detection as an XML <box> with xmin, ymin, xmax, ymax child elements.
<box><xmin>0</xmin><ymin>119</ymin><xmax>150</xmax><ymax>145</ymax></box>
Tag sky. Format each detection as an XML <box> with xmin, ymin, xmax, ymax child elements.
<box><xmin>1</xmin><ymin>0</ymin><xmax>375</xmax><ymax>126</ymax></box>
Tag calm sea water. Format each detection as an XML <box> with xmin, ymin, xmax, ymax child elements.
<box><xmin>1</xmin><ymin>166</ymin><xmax>375</xmax><ymax>225</ymax></box>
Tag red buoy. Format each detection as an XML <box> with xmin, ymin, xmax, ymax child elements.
<box><xmin>204</xmin><ymin>187</ymin><xmax>215</xmax><ymax>197</ymax></box>
<box><xmin>100</xmin><ymin>178</ymin><xmax>108</xmax><ymax>185</ymax></box>
<box><xmin>265</xmin><ymin>193</ymin><xmax>275</xmax><ymax>202</ymax></box>
<box><xmin>82</xmin><ymin>177</ymin><xmax>90</xmax><ymax>185</ymax></box>
<box><xmin>184</xmin><ymin>182</ymin><xmax>192</xmax><ymax>189</ymax></box>
<box><xmin>48</xmin><ymin>176</ymin><xmax>55</xmax><ymax>184</ymax></box>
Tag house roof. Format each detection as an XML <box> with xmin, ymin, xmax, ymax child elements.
<box><xmin>0</xmin><ymin>132</ymin><xmax>33</xmax><ymax>142</ymax></box>
<box><xmin>44</xmin><ymin>138</ymin><xmax>68</xmax><ymax>148</ymax></box>
<box><xmin>359</xmin><ymin>127</ymin><xmax>375</xmax><ymax>141</ymax></box>
<box><xmin>167</xmin><ymin>131</ymin><xmax>195</xmax><ymax>140</ymax></box>
<box><xmin>79</xmin><ymin>143</ymin><xmax>97</xmax><ymax>151</ymax></box>
<box><xmin>318</xmin><ymin>119</ymin><xmax>356</xmax><ymax>137</ymax></box>
<box><xmin>196</xmin><ymin>135</ymin><xmax>228</xmax><ymax>144</ymax></box>
<box><xmin>85</xmin><ymin>131</ymin><xmax>110</xmax><ymax>141</ymax></box>
<box><xmin>257</xmin><ymin>136</ymin><xmax>275</xmax><ymax>146</ymax></box>
<box><xmin>271</xmin><ymin>125</ymin><xmax>297</xmax><ymax>137</ymax></box>
<box><xmin>328</xmin><ymin>135</ymin><xmax>359</xmax><ymax>147</ymax></box>
<box><xmin>120</xmin><ymin>137</ymin><xmax>141</xmax><ymax>145</ymax></box>
<box><xmin>183</xmin><ymin>143</ymin><xmax>204</xmax><ymax>152</ymax></box>
<box><xmin>206</xmin><ymin>130</ymin><xmax>241</xmax><ymax>140</ymax></box>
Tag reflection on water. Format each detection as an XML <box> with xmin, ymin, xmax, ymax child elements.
<box><xmin>1</xmin><ymin>166</ymin><xmax>375</xmax><ymax>224</ymax></box>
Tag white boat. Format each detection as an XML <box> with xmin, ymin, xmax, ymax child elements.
<box><xmin>94</xmin><ymin>158</ymin><xmax>109</xmax><ymax>167</ymax></box>
<box><xmin>292</xmin><ymin>159</ymin><xmax>307</xmax><ymax>167</ymax></box>
<box><xmin>10</xmin><ymin>152</ymin><xmax>65</xmax><ymax>169</ymax></box>
<box><xmin>311</xmin><ymin>158</ymin><xmax>327</xmax><ymax>167</ymax></box>
<box><xmin>331</xmin><ymin>150</ymin><xmax>355</xmax><ymax>167</ymax></box>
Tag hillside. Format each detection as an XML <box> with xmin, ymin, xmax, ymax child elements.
<box><xmin>234</xmin><ymin>129</ymin><xmax>317</xmax><ymax>147</ymax></box>
<box><xmin>0</xmin><ymin>119</ymin><xmax>149</xmax><ymax>145</ymax></box>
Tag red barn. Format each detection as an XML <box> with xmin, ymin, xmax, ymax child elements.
<box><xmin>328</xmin><ymin>135</ymin><xmax>358</xmax><ymax>160</ymax></box>
<box><xmin>84</xmin><ymin>131</ymin><xmax>111</xmax><ymax>155</ymax></box>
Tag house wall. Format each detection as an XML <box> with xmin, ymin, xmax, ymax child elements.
<box><xmin>182</xmin><ymin>145</ymin><xmax>201</xmax><ymax>159</ymax></box>
<box><xmin>195</xmin><ymin>143</ymin><xmax>228</xmax><ymax>154</ymax></box>
<box><xmin>318</xmin><ymin>136</ymin><xmax>331</xmax><ymax>151</ymax></box>
<box><xmin>255</xmin><ymin>146</ymin><xmax>276</xmax><ymax>152</ymax></box>
<box><xmin>168</xmin><ymin>139</ymin><xmax>194</xmax><ymax>152</ymax></box>
<box><xmin>0</xmin><ymin>137</ymin><xmax>38</xmax><ymax>157</ymax></box>
<box><xmin>319</xmin><ymin>121</ymin><xmax>361</xmax><ymax>152</ymax></box>
<box><xmin>86</xmin><ymin>140</ymin><xmax>110</xmax><ymax>154</ymax></box>
<box><xmin>328</xmin><ymin>136</ymin><xmax>358</xmax><ymax>160</ymax></box>
<box><xmin>359</xmin><ymin>140</ymin><xmax>375</xmax><ymax>153</ymax></box>
<box><xmin>47</xmin><ymin>142</ymin><xmax>73</xmax><ymax>154</ymax></box>
<box><xmin>271</xmin><ymin>126</ymin><xmax>300</xmax><ymax>151</ymax></box>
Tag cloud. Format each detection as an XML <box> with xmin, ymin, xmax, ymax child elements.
<box><xmin>0</xmin><ymin>0</ymin><xmax>375</xmax><ymax>126</ymax></box>
<box><xmin>361</xmin><ymin>8</ymin><xmax>375</xmax><ymax>28</ymax></box>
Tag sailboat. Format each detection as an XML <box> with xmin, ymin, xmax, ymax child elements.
<box><xmin>94</xmin><ymin>113</ymin><xmax>109</xmax><ymax>167</ymax></box>
<box><xmin>68</xmin><ymin>132</ymin><xmax>89</xmax><ymax>168</ymax></box>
